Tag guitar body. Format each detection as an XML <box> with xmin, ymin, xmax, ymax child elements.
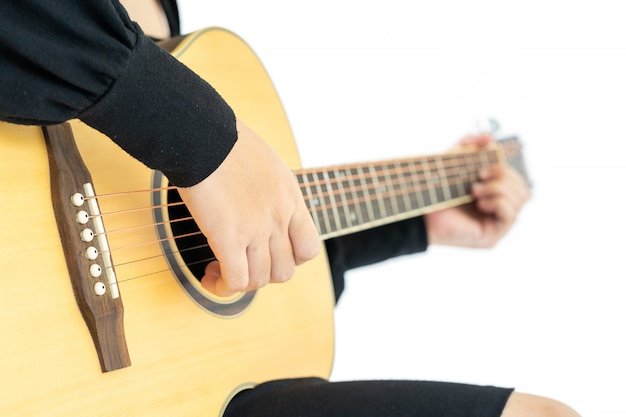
<box><xmin>0</xmin><ymin>28</ymin><xmax>335</xmax><ymax>416</ymax></box>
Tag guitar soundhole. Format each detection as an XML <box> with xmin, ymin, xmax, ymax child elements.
<box><xmin>151</xmin><ymin>171</ymin><xmax>255</xmax><ymax>317</ymax></box>
<box><xmin>166</xmin><ymin>188</ymin><xmax>213</xmax><ymax>281</ymax></box>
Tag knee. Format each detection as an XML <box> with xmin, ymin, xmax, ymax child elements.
<box><xmin>501</xmin><ymin>392</ymin><xmax>581</xmax><ymax>417</ymax></box>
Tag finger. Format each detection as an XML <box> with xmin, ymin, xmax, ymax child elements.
<box><xmin>209</xmin><ymin>245</ymin><xmax>250</xmax><ymax>295</ymax></box>
<box><xmin>476</xmin><ymin>194</ymin><xmax>517</xmax><ymax>223</ymax></box>
<box><xmin>474</xmin><ymin>196</ymin><xmax>517</xmax><ymax>247</ymax></box>
<box><xmin>200</xmin><ymin>260</ymin><xmax>222</xmax><ymax>294</ymax></box>
<box><xmin>200</xmin><ymin>260</ymin><xmax>247</xmax><ymax>297</ymax></box>
<box><xmin>288</xmin><ymin>199</ymin><xmax>321</xmax><ymax>265</ymax></box>
<box><xmin>245</xmin><ymin>240</ymin><xmax>272</xmax><ymax>290</ymax></box>
<box><xmin>475</xmin><ymin>166</ymin><xmax>512</xmax><ymax>198</ymax></box>
<box><xmin>473</xmin><ymin>181</ymin><xmax>515</xmax><ymax>218</ymax></box>
<box><xmin>474</xmin><ymin>167</ymin><xmax>526</xmax><ymax>227</ymax></box>
<box><xmin>494</xmin><ymin>196</ymin><xmax>519</xmax><ymax>225</ymax></box>
<box><xmin>506</xmin><ymin>170</ymin><xmax>532</xmax><ymax>205</ymax></box>
<box><xmin>476</xmin><ymin>166</ymin><xmax>530</xmax><ymax>212</ymax></box>
<box><xmin>459</xmin><ymin>133</ymin><xmax>493</xmax><ymax>147</ymax></box>
<box><xmin>268</xmin><ymin>233</ymin><xmax>296</xmax><ymax>283</ymax></box>
<box><xmin>480</xmin><ymin>164</ymin><xmax>530</xmax><ymax>196</ymax></box>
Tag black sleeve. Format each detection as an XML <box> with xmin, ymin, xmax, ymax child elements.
<box><xmin>325</xmin><ymin>216</ymin><xmax>429</xmax><ymax>302</ymax></box>
<box><xmin>0</xmin><ymin>0</ymin><xmax>236</xmax><ymax>187</ymax></box>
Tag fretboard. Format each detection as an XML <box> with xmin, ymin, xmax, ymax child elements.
<box><xmin>294</xmin><ymin>139</ymin><xmax>521</xmax><ymax>240</ymax></box>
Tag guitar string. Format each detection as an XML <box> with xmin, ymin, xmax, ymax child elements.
<box><xmin>300</xmin><ymin>167</ymin><xmax>485</xmax><ymax>236</ymax></box>
<box><xmin>106</xmin><ymin>161</ymin><xmax>484</xmax><ymax>284</ymax></box>
<box><xmin>84</xmin><ymin>149</ymin><xmax>499</xmax><ymax>282</ymax></box>
<box><xmin>298</xmin><ymin>154</ymin><xmax>491</xmax><ymax>204</ymax></box>
<box><xmin>97</xmin><ymin>231</ymin><xmax>215</xmax><ymax>284</ymax></box>
<box><xmin>85</xmin><ymin>151</ymin><xmax>496</xmax><ymax>251</ymax></box>
<box><xmin>297</xmin><ymin>149</ymin><xmax>496</xmax><ymax>213</ymax></box>
<box><xmin>114</xmin><ymin>254</ymin><xmax>218</xmax><ymax>284</ymax></box>
<box><xmin>84</xmin><ymin>185</ymin><xmax>175</xmax><ymax>199</ymax></box>
<box><xmin>86</xmin><ymin>146</ymin><xmax>497</xmax><ymax>203</ymax></box>
<box><xmin>86</xmin><ymin>148</ymin><xmax>497</xmax><ymax>222</ymax></box>
<box><xmin>87</xmin><ymin>161</ymin><xmax>483</xmax><ymax>246</ymax></box>
<box><xmin>114</xmin><ymin>242</ymin><xmax>211</xmax><ymax>268</ymax></box>
<box><xmin>94</xmin><ymin>163</ymin><xmax>485</xmax><ymax>276</ymax></box>
<box><xmin>84</xmin><ymin>143</ymin><xmax>515</xmax><ymax>284</ymax></box>
<box><xmin>86</xmin><ymin>140</ymin><xmax>515</xmax><ymax>201</ymax></box>
<box><xmin>298</xmin><ymin>151</ymin><xmax>498</xmax><ymax>211</ymax></box>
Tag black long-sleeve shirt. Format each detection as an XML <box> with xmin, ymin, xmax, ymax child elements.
<box><xmin>0</xmin><ymin>0</ymin><xmax>428</xmax><ymax>301</ymax></box>
<box><xmin>0</xmin><ymin>0</ymin><xmax>236</xmax><ymax>187</ymax></box>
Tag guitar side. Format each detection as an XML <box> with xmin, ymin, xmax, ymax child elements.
<box><xmin>0</xmin><ymin>28</ymin><xmax>335</xmax><ymax>416</ymax></box>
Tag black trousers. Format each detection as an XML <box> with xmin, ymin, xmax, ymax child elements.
<box><xmin>224</xmin><ymin>377</ymin><xmax>513</xmax><ymax>417</ymax></box>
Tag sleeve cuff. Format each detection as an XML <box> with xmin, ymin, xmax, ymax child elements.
<box><xmin>79</xmin><ymin>33</ymin><xmax>237</xmax><ymax>187</ymax></box>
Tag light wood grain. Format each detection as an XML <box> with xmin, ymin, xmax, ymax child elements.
<box><xmin>0</xmin><ymin>28</ymin><xmax>335</xmax><ymax>417</ymax></box>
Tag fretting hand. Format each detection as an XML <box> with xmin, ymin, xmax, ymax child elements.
<box><xmin>424</xmin><ymin>134</ymin><xmax>531</xmax><ymax>248</ymax></box>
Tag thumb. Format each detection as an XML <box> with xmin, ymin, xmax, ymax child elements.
<box><xmin>200</xmin><ymin>260</ymin><xmax>238</xmax><ymax>297</ymax></box>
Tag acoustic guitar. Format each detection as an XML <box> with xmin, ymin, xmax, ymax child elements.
<box><xmin>0</xmin><ymin>27</ymin><xmax>527</xmax><ymax>416</ymax></box>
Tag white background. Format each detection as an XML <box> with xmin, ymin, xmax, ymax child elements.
<box><xmin>178</xmin><ymin>1</ymin><xmax>625</xmax><ymax>415</ymax></box>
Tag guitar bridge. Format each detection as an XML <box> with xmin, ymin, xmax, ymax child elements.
<box><xmin>43</xmin><ymin>123</ymin><xmax>131</xmax><ymax>372</ymax></box>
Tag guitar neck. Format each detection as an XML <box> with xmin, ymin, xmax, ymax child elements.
<box><xmin>295</xmin><ymin>139</ymin><xmax>522</xmax><ymax>240</ymax></box>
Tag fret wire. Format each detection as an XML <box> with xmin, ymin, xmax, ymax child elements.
<box><xmin>346</xmin><ymin>167</ymin><xmax>365</xmax><ymax>227</ymax></box>
<box><xmin>301</xmin><ymin>173</ymin><xmax>322</xmax><ymax>233</ymax></box>
<box><xmin>456</xmin><ymin>153</ymin><xmax>470</xmax><ymax>197</ymax></box>
<box><xmin>322</xmin><ymin>170</ymin><xmax>341</xmax><ymax>234</ymax></box>
<box><xmin>356</xmin><ymin>166</ymin><xmax>376</xmax><ymax>222</ymax></box>
<box><xmin>420</xmin><ymin>158</ymin><xmax>438</xmax><ymax>206</ymax></box>
<box><xmin>312</xmin><ymin>171</ymin><xmax>332</xmax><ymax>235</ymax></box>
<box><xmin>439</xmin><ymin>155</ymin><xmax>457</xmax><ymax>199</ymax></box>
<box><xmin>408</xmin><ymin>159</ymin><xmax>426</xmax><ymax>210</ymax></box>
<box><xmin>478</xmin><ymin>148</ymin><xmax>490</xmax><ymax>171</ymax></box>
<box><xmin>473</xmin><ymin>153</ymin><xmax>483</xmax><ymax>180</ymax></box>
<box><xmin>382</xmin><ymin>163</ymin><xmax>400</xmax><ymax>216</ymax></box>
<box><xmin>395</xmin><ymin>161</ymin><xmax>412</xmax><ymax>213</ymax></box>
<box><xmin>435</xmin><ymin>155</ymin><xmax>452</xmax><ymax>202</ymax></box>
<box><xmin>459</xmin><ymin>154</ymin><xmax>472</xmax><ymax>197</ymax></box>
<box><xmin>334</xmin><ymin>168</ymin><xmax>354</xmax><ymax>229</ymax></box>
<box><xmin>446</xmin><ymin>155</ymin><xmax>469</xmax><ymax>198</ymax></box>
<box><xmin>368</xmin><ymin>165</ymin><xmax>387</xmax><ymax>219</ymax></box>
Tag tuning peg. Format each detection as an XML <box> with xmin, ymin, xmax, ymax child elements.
<box><xmin>474</xmin><ymin>117</ymin><xmax>501</xmax><ymax>135</ymax></box>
